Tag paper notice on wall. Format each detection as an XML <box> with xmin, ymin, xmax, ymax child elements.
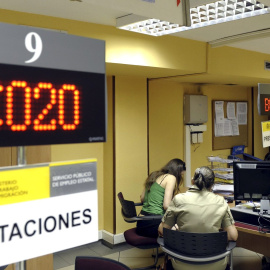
<box><xmin>223</xmin><ymin>119</ymin><xmax>233</xmax><ymax>136</ymax></box>
<box><xmin>227</xmin><ymin>102</ymin><xmax>236</xmax><ymax>119</ymax></box>
<box><xmin>215</xmin><ymin>118</ymin><xmax>239</xmax><ymax>137</ymax></box>
<box><xmin>262</xmin><ymin>121</ymin><xmax>270</xmax><ymax>148</ymax></box>
<box><xmin>215</xmin><ymin>101</ymin><xmax>224</xmax><ymax>124</ymax></box>
<box><xmin>231</xmin><ymin>119</ymin><xmax>240</xmax><ymax>136</ymax></box>
<box><xmin>215</xmin><ymin>120</ymin><xmax>224</xmax><ymax>137</ymax></box>
<box><xmin>215</xmin><ymin>118</ymin><xmax>234</xmax><ymax>137</ymax></box>
<box><xmin>237</xmin><ymin>102</ymin><xmax>247</xmax><ymax>125</ymax></box>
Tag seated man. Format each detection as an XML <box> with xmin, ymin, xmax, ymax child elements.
<box><xmin>158</xmin><ymin>166</ymin><xmax>238</xmax><ymax>270</ymax></box>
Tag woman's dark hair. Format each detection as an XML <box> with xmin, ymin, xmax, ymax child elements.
<box><xmin>144</xmin><ymin>158</ymin><xmax>185</xmax><ymax>195</ymax></box>
<box><xmin>193</xmin><ymin>166</ymin><xmax>215</xmax><ymax>191</ymax></box>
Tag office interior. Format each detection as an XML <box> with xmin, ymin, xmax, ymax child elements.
<box><xmin>0</xmin><ymin>4</ymin><xmax>270</xmax><ymax>270</ymax></box>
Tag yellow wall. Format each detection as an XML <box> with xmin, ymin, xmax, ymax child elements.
<box><xmin>208</xmin><ymin>45</ymin><xmax>270</xmax><ymax>82</ymax></box>
<box><xmin>114</xmin><ymin>76</ymin><xmax>148</xmax><ymax>234</ymax></box>
<box><xmin>148</xmin><ymin>80</ymin><xmax>193</xmax><ymax>172</ymax></box>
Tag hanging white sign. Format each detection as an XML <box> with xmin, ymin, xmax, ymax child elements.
<box><xmin>0</xmin><ymin>159</ymin><xmax>98</xmax><ymax>267</ymax></box>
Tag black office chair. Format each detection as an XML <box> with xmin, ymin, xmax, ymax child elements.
<box><xmin>158</xmin><ymin>228</ymin><xmax>236</xmax><ymax>270</ymax></box>
<box><xmin>118</xmin><ymin>192</ymin><xmax>163</xmax><ymax>270</ymax></box>
<box><xmin>75</xmin><ymin>256</ymin><xmax>131</xmax><ymax>270</ymax></box>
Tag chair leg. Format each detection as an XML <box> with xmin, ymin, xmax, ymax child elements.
<box><xmin>229</xmin><ymin>250</ymin><xmax>233</xmax><ymax>270</ymax></box>
<box><xmin>132</xmin><ymin>247</ymin><xmax>159</xmax><ymax>270</ymax></box>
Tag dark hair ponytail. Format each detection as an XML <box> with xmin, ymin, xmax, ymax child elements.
<box><xmin>193</xmin><ymin>166</ymin><xmax>215</xmax><ymax>191</ymax></box>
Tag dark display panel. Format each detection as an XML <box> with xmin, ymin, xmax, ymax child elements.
<box><xmin>233</xmin><ymin>161</ymin><xmax>270</xmax><ymax>201</ymax></box>
<box><xmin>0</xmin><ymin>63</ymin><xmax>106</xmax><ymax>146</ymax></box>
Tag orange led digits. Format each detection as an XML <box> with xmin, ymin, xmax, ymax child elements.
<box><xmin>58</xmin><ymin>84</ymin><xmax>80</xmax><ymax>129</ymax></box>
<box><xmin>5</xmin><ymin>81</ymin><xmax>30</xmax><ymax>131</ymax></box>
<box><xmin>0</xmin><ymin>80</ymin><xmax>81</xmax><ymax>132</ymax></box>
<box><xmin>33</xmin><ymin>83</ymin><xmax>58</xmax><ymax>131</ymax></box>
<box><xmin>265</xmin><ymin>98</ymin><xmax>270</xmax><ymax>112</ymax></box>
<box><xmin>6</xmin><ymin>85</ymin><xmax>14</xmax><ymax>126</ymax></box>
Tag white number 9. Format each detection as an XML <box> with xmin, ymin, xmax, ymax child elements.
<box><xmin>25</xmin><ymin>32</ymin><xmax>43</xmax><ymax>63</ymax></box>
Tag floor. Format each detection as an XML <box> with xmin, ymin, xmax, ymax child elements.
<box><xmin>54</xmin><ymin>240</ymin><xmax>265</xmax><ymax>270</ymax></box>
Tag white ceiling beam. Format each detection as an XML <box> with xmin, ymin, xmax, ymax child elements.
<box><xmin>209</xmin><ymin>28</ymin><xmax>270</xmax><ymax>47</ymax></box>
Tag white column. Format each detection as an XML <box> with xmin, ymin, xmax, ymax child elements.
<box><xmin>184</xmin><ymin>125</ymin><xmax>207</xmax><ymax>187</ymax></box>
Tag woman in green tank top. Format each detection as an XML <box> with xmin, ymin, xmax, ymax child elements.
<box><xmin>136</xmin><ymin>158</ymin><xmax>185</xmax><ymax>238</ymax></box>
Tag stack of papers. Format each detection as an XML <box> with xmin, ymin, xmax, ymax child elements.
<box><xmin>215</xmin><ymin>173</ymin><xmax>234</xmax><ymax>180</ymax></box>
<box><xmin>236</xmin><ymin>202</ymin><xmax>260</xmax><ymax>209</ymax></box>
<box><xmin>213</xmin><ymin>168</ymin><xmax>233</xmax><ymax>172</ymax></box>
<box><xmin>213</xmin><ymin>184</ymin><xmax>234</xmax><ymax>195</ymax></box>
<box><xmin>208</xmin><ymin>156</ymin><xmax>234</xmax><ymax>164</ymax></box>
<box><xmin>215</xmin><ymin>179</ymin><xmax>234</xmax><ymax>184</ymax></box>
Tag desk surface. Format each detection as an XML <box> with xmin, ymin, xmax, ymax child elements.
<box><xmin>229</xmin><ymin>203</ymin><xmax>270</xmax><ymax>256</ymax></box>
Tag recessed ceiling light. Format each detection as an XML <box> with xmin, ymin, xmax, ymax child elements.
<box><xmin>117</xmin><ymin>0</ymin><xmax>270</xmax><ymax>36</ymax></box>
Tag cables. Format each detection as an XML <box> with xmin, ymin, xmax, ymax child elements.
<box><xmin>258</xmin><ymin>212</ymin><xmax>270</xmax><ymax>233</ymax></box>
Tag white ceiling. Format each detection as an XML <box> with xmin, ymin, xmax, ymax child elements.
<box><xmin>0</xmin><ymin>0</ymin><xmax>270</xmax><ymax>55</ymax></box>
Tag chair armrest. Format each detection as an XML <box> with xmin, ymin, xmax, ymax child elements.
<box><xmin>139</xmin><ymin>215</ymin><xmax>163</xmax><ymax>220</ymax></box>
<box><xmin>134</xmin><ymin>202</ymin><xmax>143</xmax><ymax>206</ymax></box>
<box><xmin>122</xmin><ymin>213</ymin><xmax>163</xmax><ymax>222</ymax></box>
<box><xmin>226</xmin><ymin>241</ymin><xmax>236</xmax><ymax>251</ymax></box>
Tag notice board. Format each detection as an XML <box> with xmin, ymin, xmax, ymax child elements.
<box><xmin>212</xmin><ymin>100</ymin><xmax>248</xmax><ymax>150</ymax></box>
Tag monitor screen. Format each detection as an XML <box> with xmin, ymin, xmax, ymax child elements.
<box><xmin>233</xmin><ymin>161</ymin><xmax>270</xmax><ymax>201</ymax></box>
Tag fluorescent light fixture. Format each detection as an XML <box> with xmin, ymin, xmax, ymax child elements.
<box><xmin>116</xmin><ymin>14</ymin><xmax>182</xmax><ymax>36</ymax></box>
<box><xmin>116</xmin><ymin>0</ymin><xmax>270</xmax><ymax>36</ymax></box>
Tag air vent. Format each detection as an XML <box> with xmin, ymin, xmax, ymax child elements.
<box><xmin>265</xmin><ymin>61</ymin><xmax>270</xmax><ymax>70</ymax></box>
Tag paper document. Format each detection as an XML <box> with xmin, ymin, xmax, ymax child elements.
<box><xmin>231</xmin><ymin>119</ymin><xmax>240</xmax><ymax>136</ymax></box>
<box><xmin>215</xmin><ymin>101</ymin><xmax>225</xmax><ymax>124</ymax></box>
<box><xmin>213</xmin><ymin>184</ymin><xmax>234</xmax><ymax>193</ymax></box>
<box><xmin>215</xmin><ymin>173</ymin><xmax>234</xmax><ymax>180</ymax></box>
<box><xmin>213</xmin><ymin>167</ymin><xmax>233</xmax><ymax>172</ymax></box>
<box><xmin>223</xmin><ymin>119</ymin><xmax>233</xmax><ymax>136</ymax></box>
<box><xmin>237</xmin><ymin>102</ymin><xmax>247</xmax><ymax>125</ymax></box>
<box><xmin>227</xmin><ymin>102</ymin><xmax>236</xmax><ymax>120</ymax></box>
<box><xmin>208</xmin><ymin>156</ymin><xmax>233</xmax><ymax>164</ymax></box>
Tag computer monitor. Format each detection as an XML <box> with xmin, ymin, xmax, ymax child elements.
<box><xmin>233</xmin><ymin>160</ymin><xmax>270</xmax><ymax>201</ymax></box>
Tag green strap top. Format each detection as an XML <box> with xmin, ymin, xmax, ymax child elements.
<box><xmin>142</xmin><ymin>181</ymin><xmax>165</xmax><ymax>215</ymax></box>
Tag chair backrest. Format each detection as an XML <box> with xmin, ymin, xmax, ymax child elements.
<box><xmin>163</xmin><ymin>228</ymin><xmax>228</xmax><ymax>257</ymax></box>
<box><xmin>75</xmin><ymin>256</ymin><xmax>131</xmax><ymax>270</ymax></box>
<box><xmin>117</xmin><ymin>192</ymin><xmax>137</xmax><ymax>220</ymax></box>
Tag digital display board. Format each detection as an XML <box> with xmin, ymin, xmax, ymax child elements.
<box><xmin>0</xmin><ymin>22</ymin><xmax>106</xmax><ymax>147</ymax></box>
<box><xmin>259</xmin><ymin>94</ymin><xmax>270</xmax><ymax>115</ymax></box>
<box><xmin>258</xmin><ymin>83</ymin><xmax>270</xmax><ymax>116</ymax></box>
<box><xmin>0</xmin><ymin>63</ymin><xmax>105</xmax><ymax>146</ymax></box>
